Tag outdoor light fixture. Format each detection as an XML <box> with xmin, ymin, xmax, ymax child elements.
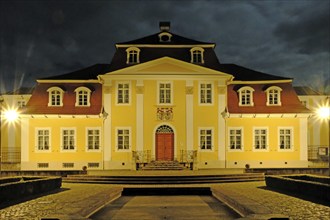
<box><xmin>3</xmin><ymin>109</ymin><xmax>19</xmax><ymax>123</ymax></box>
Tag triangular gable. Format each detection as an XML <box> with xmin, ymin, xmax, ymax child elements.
<box><xmin>104</xmin><ymin>57</ymin><xmax>233</xmax><ymax>78</ymax></box>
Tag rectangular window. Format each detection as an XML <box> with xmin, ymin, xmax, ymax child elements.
<box><xmin>87</xmin><ymin>129</ymin><xmax>100</xmax><ymax>150</ymax></box>
<box><xmin>254</xmin><ymin>128</ymin><xmax>267</xmax><ymax>150</ymax></box>
<box><xmin>37</xmin><ymin>129</ymin><xmax>50</xmax><ymax>151</ymax></box>
<box><xmin>200</xmin><ymin>83</ymin><xmax>212</xmax><ymax>104</ymax></box>
<box><xmin>117</xmin><ymin>129</ymin><xmax>130</xmax><ymax>150</ymax></box>
<box><xmin>78</xmin><ymin>91</ymin><xmax>88</xmax><ymax>106</ymax></box>
<box><xmin>199</xmin><ymin>129</ymin><xmax>212</xmax><ymax>150</ymax></box>
<box><xmin>229</xmin><ymin>129</ymin><xmax>242</xmax><ymax>150</ymax></box>
<box><xmin>62</xmin><ymin>129</ymin><xmax>75</xmax><ymax>150</ymax></box>
<box><xmin>117</xmin><ymin>83</ymin><xmax>130</xmax><ymax>104</ymax></box>
<box><xmin>241</xmin><ymin>90</ymin><xmax>251</xmax><ymax>105</ymax></box>
<box><xmin>279</xmin><ymin>128</ymin><xmax>293</xmax><ymax>150</ymax></box>
<box><xmin>17</xmin><ymin>101</ymin><xmax>26</xmax><ymax>108</ymax></box>
<box><xmin>159</xmin><ymin>82</ymin><xmax>172</xmax><ymax>104</ymax></box>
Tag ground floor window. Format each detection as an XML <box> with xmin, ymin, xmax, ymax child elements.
<box><xmin>199</xmin><ymin>128</ymin><xmax>212</xmax><ymax>150</ymax></box>
<box><xmin>62</xmin><ymin>128</ymin><xmax>75</xmax><ymax>150</ymax></box>
<box><xmin>229</xmin><ymin>128</ymin><xmax>242</xmax><ymax>150</ymax></box>
<box><xmin>117</xmin><ymin>128</ymin><xmax>130</xmax><ymax>150</ymax></box>
<box><xmin>36</xmin><ymin>129</ymin><xmax>50</xmax><ymax>151</ymax></box>
<box><xmin>254</xmin><ymin>128</ymin><xmax>268</xmax><ymax>150</ymax></box>
<box><xmin>279</xmin><ymin>128</ymin><xmax>293</xmax><ymax>150</ymax></box>
<box><xmin>87</xmin><ymin>129</ymin><xmax>100</xmax><ymax>150</ymax></box>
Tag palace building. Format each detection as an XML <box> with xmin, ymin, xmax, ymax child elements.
<box><xmin>2</xmin><ymin>22</ymin><xmax>321</xmax><ymax>171</ymax></box>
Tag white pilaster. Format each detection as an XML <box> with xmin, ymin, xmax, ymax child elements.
<box><xmin>300</xmin><ymin>117</ymin><xmax>308</xmax><ymax>161</ymax></box>
<box><xmin>136</xmin><ymin>80</ymin><xmax>144</xmax><ymax>151</ymax></box>
<box><xmin>218</xmin><ymin>92</ymin><xmax>226</xmax><ymax>162</ymax></box>
<box><xmin>186</xmin><ymin>80</ymin><xmax>193</xmax><ymax>150</ymax></box>
<box><xmin>103</xmin><ymin>93</ymin><xmax>112</xmax><ymax>164</ymax></box>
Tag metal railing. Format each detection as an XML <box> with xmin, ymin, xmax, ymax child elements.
<box><xmin>0</xmin><ymin>150</ymin><xmax>21</xmax><ymax>171</ymax></box>
<box><xmin>308</xmin><ymin>145</ymin><xmax>329</xmax><ymax>162</ymax></box>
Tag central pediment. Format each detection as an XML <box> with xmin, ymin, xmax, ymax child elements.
<box><xmin>104</xmin><ymin>57</ymin><xmax>233</xmax><ymax>78</ymax></box>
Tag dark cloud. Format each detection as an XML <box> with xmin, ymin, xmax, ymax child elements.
<box><xmin>0</xmin><ymin>0</ymin><xmax>329</xmax><ymax>93</ymax></box>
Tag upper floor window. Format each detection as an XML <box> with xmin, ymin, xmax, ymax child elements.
<box><xmin>238</xmin><ymin>86</ymin><xmax>254</xmax><ymax>106</ymax></box>
<box><xmin>126</xmin><ymin>47</ymin><xmax>140</xmax><ymax>64</ymax></box>
<box><xmin>117</xmin><ymin>82</ymin><xmax>130</xmax><ymax>104</ymax></box>
<box><xmin>74</xmin><ymin>87</ymin><xmax>91</xmax><ymax>107</ymax></box>
<box><xmin>17</xmin><ymin>100</ymin><xmax>26</xmax><ymax>108</ymax></box>
<box><xmin>190</xmin><ymin>47</ymin><xmax>204</xmax><ymax>64</ymax></box>
<box><xmin>158</xmin><ymin>82</ymin><xmax>172</xmax><ymax>105</ymax></box>
<box><xmin>47</xmin><ymin>87</ymin><xmax>64</xmax><ymax>107</ymax></box>
<box><xmin>266</xmin><ymin>86</ymin><xmax>282</xmax><ymax>106</ymax></box>
<box><xmin>229</xmin><ymin>128</ymin><xmax>243</xmax><ymax>150</ymax></box>
<box><xmin>36</xmin><ymin>128</ymin><xmax>50</xmax><ymax>151</ymax></box>
<box><xmin>199</xmin><ymin>82</ymin><xmax>213</xmax><ymax>104</ymax></box>
<box><xmin>199</xmin><ymin>128</ymin><xmax>213</xmax><ymax>150</ymax></box>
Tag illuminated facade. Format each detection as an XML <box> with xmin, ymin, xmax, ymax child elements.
<box><xmin>7</xmin><ymin>22</ymin><xmax>316</xmax><ymax>170</ymax></box>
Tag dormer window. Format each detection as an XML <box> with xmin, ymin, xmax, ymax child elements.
<box><xmin>47</xmin><ymin>87</ymin><xmax>64</xmax><ymax>107</ymax></box>
<box><xmin>238</xmin><ymin>86</ymin><xmax>254</xmax><ymax>106</ymax></box>
<box><xmin>158</xmin><ymin>32</ymin><xmax>172</xmax><ymax>42</ymax></box>
<box><xmin>266</xmin><ymin>86</ymin><xmax>282</xmax><ymax>106</ymax></box>
<box><xmin>126</xmin><ymin>47</ymin><xmax>140</xmax><ymax>64</ymax></box>
<box><xmin>190</xmin><ymin>47</ymin><xmax>204</xmax><ymax>64</ymax></box>
<box><xmin>74</xmin><ymin>87</ymin><xmax>91</xmax><ymax>107</ymax></box>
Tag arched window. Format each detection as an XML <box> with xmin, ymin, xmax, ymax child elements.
<box><xmin>47</xmin><ymin>87</ymin><xmax>64</xmax><ymax>106</ymax></box>
<box><xmin>190</xmin><ymin>47</ymin><xmax>204</xmax><ymax>64</ymax></box>
<box><xmin>74</xmin><ymin>87</ymin><xmax>91</xmax><ymax>106</ymax></box>
<box><xmin>237</xmin><ymin>86</ymin><xmax>255</xmax><ymax>106</ymax></box>
<box><xmin>265</xmin><ymin>86</ymin><xmax>282</xmax><ymax>106</ymax></box>
<box><xmin>126</xmin><ymin>47</ymin><xmax>140</xmax><ymax>64</ymax></box>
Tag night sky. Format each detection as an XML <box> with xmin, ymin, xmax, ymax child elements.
<box><xmin>0</xmin><ymin>0</ymin><xmax>329</xmax><ymax>93</ymax></box>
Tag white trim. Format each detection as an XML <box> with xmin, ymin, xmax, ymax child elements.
<box><xmin>60</xmin><ymin>127</ymin><xmax>77</xmax><ymax>152</ymax></box>
<box><xmin>190</xmin><ymin>47</ymin><xmax>205</xmax><ymax>64</ymax></box>
<box><xmin>238</xmin><ymin>86</ymin><xmax>255</xmax><ymax>106</ymax></box>
<box><xmin>35</xmin><ymin>127</ymin><xmax>51</xmax><ymax>153</ymax></box>
<box><xmin>103</xmin><ymin>93</ymin><xmax>111</xmax><ymax>163</ymax></box>
<box><xmin>186</xmin><ymin>80</ymin><xmax>193</xmax><ymax>151</ymax></box>
<box><xmin>47</xmin><ymin>87</ymin><xmax>64</xmax><ymax>107</ymax></box>
<box><xmin>218</xmin><ymin>93</ymin><xmax>226</xmax><ymax>161</ymax></box>
<box><xmin>21</xmin><ymin>118</ymin><xmax>29</xmax><ymax>163</ymax></box>
<box><xmin>198</xmin><ymin>127</ymin><xmax>214</xmax><ymax>152</ymax></box>
<box><xmin>265</xmin><ymin>86</ymin><xmax>282</xmax><ymax>106</ymax></box>
<box><xmin>198</xmin><ymin>81</ymin><xmax>214</xmax><ymax>105</ymax></box>
<box><xmin>278</xmin><ymin>127</ymin><xmax>294</xmax><ymax>152</ymax></box>
<box><xmin>116</xmin><ymin>44</ymin><xmax>215</xmax><ymax>48</ymax></box>
<box><xmin>136</xmin><ymin>93</ymin><xmax>144</xmax><ymax>151</ymax></box>
<box><xmin>126</xmin><ymin>47</ymin><xmax>140</xmax><ymax>64</ymax></box>
<box><xmin>228</xmin><ymin>127</ymin><xmax>244</xmax><ymax>152</ymax></box>
<box><xmin>252</xmin><ymin>127</ymin><xmax>269</xmax><ymax>152</ymax></box>
<box><xmin>157</xmin><ymin>81</ymin><xmax>173</xmax><ymax>105</ymax></box>
<box><xmin>299</xmin><ymin>118</ymin><xmax>308</xmax><ymax>160</ymax></box>
<box><xmin>115</xmin><ymin>127</ymin><xmax>132</xmax><ymax>152</ymax></box>
<box><xmin>85</xmin><ymin>127</ymin><xmax>102</xmax><ymax>152</ymax></box>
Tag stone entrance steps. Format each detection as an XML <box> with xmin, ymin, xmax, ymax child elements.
<box><xmin>63</xmin><ymin>173</ymin><xmax>265</xmax><ymax>184</ymax></box>
<box><xmin>141</xmin><ymin>160</ymin><xmax>185</xmax><ymax>170</ymax></box>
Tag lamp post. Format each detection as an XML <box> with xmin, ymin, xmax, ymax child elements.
<box><xmin>316</xmin><ymin>98</ymin><xmax>330</xmax><ymax>176</ymax></box>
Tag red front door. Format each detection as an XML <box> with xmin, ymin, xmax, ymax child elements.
<box><xmin>156</xmin><ymin>133</ymin><xmax>174</xmax><ymax>161</ymax></box>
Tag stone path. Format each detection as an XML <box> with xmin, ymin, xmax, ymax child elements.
<box><xmin>0</xmin><ymin>181</ymin><xmax>329</xmax><ymax>220</ymax></box>
<box><xmin>212</xmin><ymin>181</ymin><xmax>330</xmax><ymax>220</ymax></box>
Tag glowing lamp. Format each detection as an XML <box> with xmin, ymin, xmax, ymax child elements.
<box><xmin>3</xmin><ymin>109</ymin><xmax>19</xmax><ymax>122</ymax></box>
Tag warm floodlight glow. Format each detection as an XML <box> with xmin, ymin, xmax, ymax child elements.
<box><xmin>3</xmin><ymin>109</ymin><xmax>19</xmax><ymax>122</ymax></box>
<box><xmin>317</xmin><ymin>106</ymin><xmax>330</xmax><ymax>119</ymax></box>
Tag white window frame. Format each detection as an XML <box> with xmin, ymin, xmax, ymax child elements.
<box><xmin>61</xmin><ymin>128</ymin><xmax>76</xmax><ymax>152</ymax></box>
<box><xmin>74</xmin><ymin>87</ymin><xmax>91</xmax><ymax>107</ymax></box>
<box><xmin>190</xmin><ymin>47</ymin><xmax>205</xmax><ymax>64</ymax></box>
<box><xmin>86</xmin><ymin>127</ymin><xmax>101</xmax><ymax>152</ymax></box>
<box><xmin>116</xmin><ymin>81</ymin><xmax>131</xmax><ymax>105</ymax></box>
<box><xmin>126</xmin><ymin>47</ymin><xmax>140</xmax><ymax>64</ymax></box>
<box><xmin>253</xmin><ymin>127</ymin><xmax>269</xmax><ymax>152</ymax></box>
<box><xmin>47</xmin><ymin>87</ymin><xmax>64</xmax><ymax>107</ymax></box>
<box><xmin>266</xmin><ymin>86</ymin><xmax>282</xmax><ymax>106</ymax></box>
<box><xmin>198</xmin><ymin>127</ymin><xmax>214</xmax><ymax>151</ymax></box>
<box><xmin>228</xmin><ymin>127</ymin><xmax>244</xmax><ymax>151</ymax></box>
<box><xmin>238</xmin><ymin>86</ymin><xmax>254</xmax><ymax>106</ymax></box>
<box><xmin>116</xmin><ymin>127</ymin><xmax>131</xmax><ymax>152</ymax></box>
<box><xmin>278</xmin><ymin>127</ymin><xmax>294</xmax><ymax>152</ymax></box>
<box><xmin>157</xmin><ymin>81</ymin><xmax>173</xmax><ymax>105</ymax></box>
<box><xmin>35</xmin><ymin>128</ymin><xmax>51</xmax><ymax>152</ymax></box>
<box><xmin>199</xmin><ymin>82</ymin><xmax>213</xmax><ymax>105</ymax></box>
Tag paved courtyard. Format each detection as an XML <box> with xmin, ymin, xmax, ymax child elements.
<box><xmin>0</xmin><ymin>181</ymin><xmax>329</xmax><ymax>219</ymax></box>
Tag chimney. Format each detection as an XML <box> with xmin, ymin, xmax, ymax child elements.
<box><xmin>159</xmin><ymin>21</ymin><xmax>170</xmax><ymax>32</ymax></box>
